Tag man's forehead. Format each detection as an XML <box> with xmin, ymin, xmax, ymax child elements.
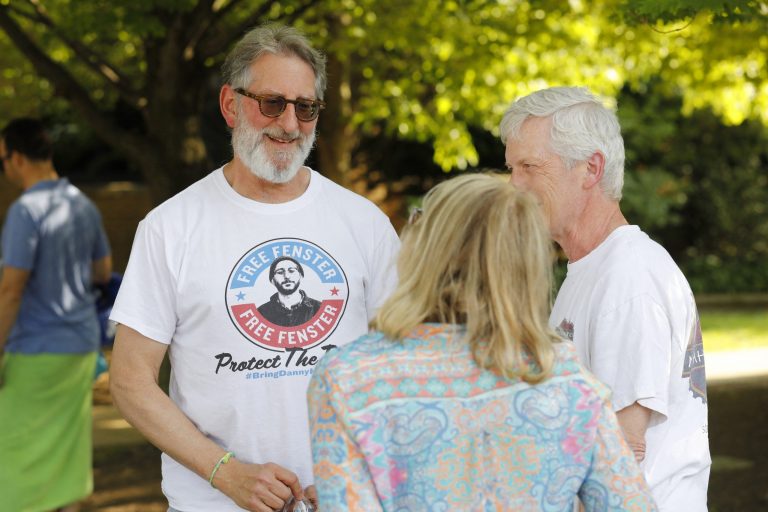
<box><xmin>248</xmin><ymin>53</ymin><xmax>315</xmax><ymax>82</ymax></box>
<box><xmin>505</xmin><ymin>138</ymin><xmax>549</xmax><ymax>161</ymax></box>
<box><xmin>520</xmin><ymin>115</ymin><xmax>552</xmax><ymax>136</ymax></box>
<box><xmin>506</xmin><ymin>118</ymin><xmax>552</xmax><ymax>155</ymax></box>
<box><xmin>276</xmin><ymin>260</ymin><xmax>299</xmax><ymax>269</ymax></box>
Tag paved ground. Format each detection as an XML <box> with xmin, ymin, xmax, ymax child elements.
<box><xmin>707</xmin><ymin>347</ymin><xmax>768</xmax><ymax>381</ymax></box>
<box><xmin>87</xmin><ymin>348</ymin><xmax>768</xmax><ymax>511</ymax></box>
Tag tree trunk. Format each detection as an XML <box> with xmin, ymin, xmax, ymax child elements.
<box><xmin>315</xmin><ymin>31</ymin><xmax>357</xmax><ymax>187</ymax></box>
<box><xmin>139</xmin><ymin>49</ymin><xmax>214</xmax><ymax>203</ymax></box>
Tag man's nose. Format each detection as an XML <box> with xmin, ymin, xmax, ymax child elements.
<box><xmin>276</xmin><ymin>103</ymin><xmax>300</xmax><ymax>132</ymax></box>
<box><xmin>509</xmin><ymin>169</ymin><xmax>525</xmax><ymax>188</ymax></box>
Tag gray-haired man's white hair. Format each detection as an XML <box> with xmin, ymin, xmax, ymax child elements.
<box><xmin>500</xmin><ymin>87</ymin><xmax>625</xmax><ymax>200</ymax></box>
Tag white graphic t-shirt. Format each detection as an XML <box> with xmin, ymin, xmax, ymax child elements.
<box><xmin>551</xmin><ymin>225</ymin><xmax>710</xmax><ymax>511</ymax></box>
<box><xmin>111</xmin><ymin>168</ymin><xmax>400</xmax><ymax>511</ymax></box>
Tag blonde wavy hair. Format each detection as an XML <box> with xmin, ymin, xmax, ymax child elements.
<box><xmin>372</xmin><ymin>173</ymin><xmax>559</xmax><ymax>383</ymax></box>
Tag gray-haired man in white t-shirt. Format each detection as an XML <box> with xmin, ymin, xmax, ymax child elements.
<box><xmin>501</xmin><ymin>86</ymin><xmax>710</xmax><ymax>511</ymax></box>
<box><xmin>109</xmin><ymin>24</ymin><xmax>399</xmax><ymax>512</ymax></box>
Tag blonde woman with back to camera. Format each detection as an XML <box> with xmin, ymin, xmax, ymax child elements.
<box><xmin>307</xmin><ymin>173</ymin><xmax>657</xmax><ymax>511</ymax></box>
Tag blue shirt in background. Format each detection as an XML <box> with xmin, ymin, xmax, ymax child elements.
<box><xmin>1</xmin><ymin>178</ymin><xmax>111</xmax><ymax>354</ymax></box>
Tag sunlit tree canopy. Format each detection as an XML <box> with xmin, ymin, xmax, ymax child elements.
<box><xmin>0</xmin><ymin>0</ymin><xmax>766</xmax><ymax>189</ymax></box>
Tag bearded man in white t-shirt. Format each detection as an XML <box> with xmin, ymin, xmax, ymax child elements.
<box><xmin>108</xmin><ymin>24</ymin><xmax>399</xmax><ymax>512</ymax></box>
<box><xmin>501</xmin><ymin>86</ymin><xmax>710</xmax><ymax>511</ymax></box>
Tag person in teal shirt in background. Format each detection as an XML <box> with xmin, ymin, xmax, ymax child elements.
<box><xmin>0</xmin><ymin>118</ymin><xmax>112</xmax><ymax>512</ymax></box>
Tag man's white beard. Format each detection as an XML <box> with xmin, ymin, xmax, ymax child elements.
<box><xmin>232</xmin><ymin>120</ymin><xmax>316</xmax><ymax>184</ymax></box>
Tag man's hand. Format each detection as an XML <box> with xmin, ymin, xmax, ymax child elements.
<box><xmin>616</xmin><ymin>402</ymin><xmax>652</xmax><ymax>463</ymax></box>
<box><xmin>111</xmin><ymin>327</ymin><xmax>307</xmax><ymax>510</ymax></box>
<box><xmin>214</xmin><ymin>458</ymin><xmax>303</xmax><ymax>512</ymax></box>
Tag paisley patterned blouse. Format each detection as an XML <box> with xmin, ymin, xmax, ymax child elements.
<box><xmin>308</xmin><ymin>324</ymin><xmax>657</xmax><ymax>511</ymax></box>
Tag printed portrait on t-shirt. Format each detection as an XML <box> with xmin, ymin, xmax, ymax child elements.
<box><xmin>257</xmin><ymin>256</ymin><xmax>321</xmax><ymax>327</ymax></box>
<box><xmin>225</xmin><ymin>238</ymin><xmax>348</xmax><ymax>353</ymax></box>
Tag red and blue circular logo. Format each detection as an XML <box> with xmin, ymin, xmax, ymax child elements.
<box><xmin>225</xmin><ymin>238</ymin><xmax>348</xmax><ymax>352</ymax></box>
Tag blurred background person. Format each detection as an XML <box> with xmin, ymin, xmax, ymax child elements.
<box><xmin>307</xmin><ymin>173</ymin><xmax>656</xmax><ymax>511</ymax></box>
<box><xmin>0</xmin><ymin>118</ymin><xmax>112</xmax><ymax>512</ymax></box>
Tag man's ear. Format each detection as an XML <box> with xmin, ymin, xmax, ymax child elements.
<box><xmin>9</xmin><ymin>149</ymin><xmax>26</xmax><ymax>170</ymax></box>
<box><xmin>584</xmin><ymin>151</ymin><xmax>605</xmax><ymax>190</ymax></box>
<box><xmin>220</xmin><ymin>85</ymin><xmax>238</xmax><ymax>128</ymax></box>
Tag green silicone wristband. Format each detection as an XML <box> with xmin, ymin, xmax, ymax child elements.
<box><xmin>209</xmin><ymin>451</ymin><xmax>235</xmax><ymax>488</ymax></box>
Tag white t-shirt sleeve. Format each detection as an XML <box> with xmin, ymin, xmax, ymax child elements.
<box><xmin>364</xmin><ymin>221</ymin><xmax>400</xmax><ymax>322</ymax></box>
<box><xmin>589</xmin><ymin>293</ymin><xmax>671</xmax><ymax>418</ymax></box>
<box><xmin>110</xmin><ymin>218</ymin><xmax>179</xmax><ymax>344</ymax></box>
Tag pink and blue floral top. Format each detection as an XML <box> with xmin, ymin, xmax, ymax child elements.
<box><xmin>308</xmin><ymin>324</ymin><xmax>656</xmax><ymax>511</ymax></box>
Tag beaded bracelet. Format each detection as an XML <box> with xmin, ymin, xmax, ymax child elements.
<box><xmin>209</xmin><ymin>451</ymin><xmax>235</xmax><ymax>488</ymax></box>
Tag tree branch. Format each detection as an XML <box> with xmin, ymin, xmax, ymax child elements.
<box><xmin>6</xmin><ymin>2</ymin><xmax>39</xmax><ymax>23</ymax></box>
<box><xmin>0</xmin><ymin>5</ymin><xmax>153</xmax><ymax>164</ymax></box>
<box><xmin>177</xmin><ymin>0</ymin><xmax>251</xmax><ymax>63</ymax></box>
<box><xmin>198</xmin><ymin>0</ymin><xmax>282</xmax><ymax>59</ymax></box>
<box><xmin>205</xmin><ymin>0</ymin><xmax>248</xmax><ymax>34</ymax></box>
<box><xmin>13</xmin><ymin>0</ymin><xmax>143</xmax><ymax>106</ymax></box>
<box><xmin>649</xmin><ymin>16</ymin><xmax>697</xmax><ymax>33</ymax></box>
<box><xmin>178</xmin><ymin>0</ymin><xmax>218</xmax><ymax>58</ymax></box>
<box><xmin>199</xmin><ymin>0</ymin><xmax>324</xmax><ymax>60</ymax></box>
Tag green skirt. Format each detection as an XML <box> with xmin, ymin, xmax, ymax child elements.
<box><xmin>0</xmin><ymin>351</ymin><xmax>97</xmax><ymax>511</ymax></box>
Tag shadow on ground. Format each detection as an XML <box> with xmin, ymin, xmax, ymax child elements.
<box><xmin>707</xmin><ymin>376</ymin><xmax>768</xmax><ymax>512</ymax></box>
<box><xmin>83</xmin><ymin>375</ymin><xmax>768</xmax><ymax>511</ymax></box>
<box><xmin>83</xmin><ymin>444</ymin><xmax>165</xmax><ymax>511</ymax></box>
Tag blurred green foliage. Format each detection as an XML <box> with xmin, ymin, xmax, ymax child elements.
<box><xmin>2</xmin><ymin>0</ymin><xmax>767</xmax><ymax>182</ymax></box>
<box><xmin>621</xmin><ymin>0</ymin><xmax>766</xmax><ymax>24</ymax></box>
<box><xmin>618</xmin><ymin>83</ymin><xmax>768</xmax><ymax>293</ymax></box>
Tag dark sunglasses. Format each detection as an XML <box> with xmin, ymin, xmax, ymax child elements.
<box><xmin>234</xmin><ymin>88</ymin><xmax>325</xmax><ymax>122</ymax></box>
